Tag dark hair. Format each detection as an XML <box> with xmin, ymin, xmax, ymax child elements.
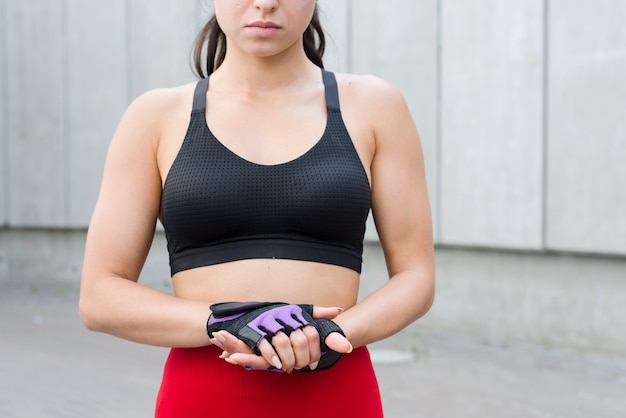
<box><xmin>192</xmin><ymin>6</ymin><xmax>326</xmax><ymax>78</ymax></box>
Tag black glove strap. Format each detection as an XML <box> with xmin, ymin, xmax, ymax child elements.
<box><xmin>301</xmin><ymin>318</ymin><xmax>346</xmax><ymax>372</ymax></box>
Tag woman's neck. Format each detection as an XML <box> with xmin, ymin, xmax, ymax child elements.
<box><xmin>212</xmin><ymin>43</ymin><xmax>320</xmax><ymax>93</ymax></box>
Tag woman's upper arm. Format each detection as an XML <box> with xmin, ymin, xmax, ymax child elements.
<box><xmin>82</xmin><ymin>90</ymin><xmax>167</xmax><ymax>284</ymax></box>
<box><xmin>366</xmin><ymin>78</ymin><xmax>435</xmax><ymax>279</ymax></box>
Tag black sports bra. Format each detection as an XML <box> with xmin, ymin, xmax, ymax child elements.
<box><xmin>161</xmin><ymin>70</ymin><xmax>371</xmax><ymax>275</ymax></box>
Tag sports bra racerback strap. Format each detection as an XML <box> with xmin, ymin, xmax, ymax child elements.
<box><xmin>192</xmin><ymin>77</ymin><xmax>209</xmax><ymax>113</ymax></box>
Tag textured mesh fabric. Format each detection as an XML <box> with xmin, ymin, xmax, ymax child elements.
<box><xmin>161</xmin><ymin>70</ymin><xmax>371</xmax><ymax>275</ymax></box>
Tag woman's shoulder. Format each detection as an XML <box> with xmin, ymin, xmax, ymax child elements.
<box><xmin>110</xmin><ymin>81</ymin><xmax>198</xmax><ymax>150</ymax></box>
<box><xmin>334</xmin><ymin>72</ymin><xmax>406</xmax><ymax>103</ymax></box>
<box><xmin>126</xmin><ymin>81</ymin><xmax>197</xmax><ymax>119</ymax></box>
<box><xmin>333</xmin><ymin>72</ymin><xmax>409</xmax><ymax>120</ymax></box>
<box><xmin>332</xmin><ymin>72</ymin><xmax>411</xmax><ymax>131</ymax></box>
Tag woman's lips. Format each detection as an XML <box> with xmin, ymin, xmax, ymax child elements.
<box><xmin>246</xmin><ymin>21</ymin><xmax>282</xmax><ymax>37</ymax></box>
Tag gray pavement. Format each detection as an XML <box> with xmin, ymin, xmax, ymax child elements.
<box><xmin>1</xmin><ymin>287</ymin><xmax>625</xmax><ymax>418</ymax></box>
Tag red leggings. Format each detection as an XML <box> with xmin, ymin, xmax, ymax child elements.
<box><xmin>155</xmin><ymin>344</ymin><xmax>383</xmax><ymax>417</ymax></box>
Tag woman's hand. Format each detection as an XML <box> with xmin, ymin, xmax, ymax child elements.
<box><xmin>210</xmin><ymin>306</ymin><xmax>352</xmax><ymax>372</ymax></box>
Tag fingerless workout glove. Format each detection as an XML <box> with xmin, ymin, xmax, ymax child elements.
<box><xmin>207</xmin><ymin>302</ymin><xmax>315</xmax><ymax>353</ymax></box>
<box><xmin>207</xmin><ymin>301</ymin><xmax>346</xmax><ymax>371</ymax></box>
<box><xmin>300</xmin><ymin>317</ymin><xmax>345</xmax><ymax>372</ymax></box>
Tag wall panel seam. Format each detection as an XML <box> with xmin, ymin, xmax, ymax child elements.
<box><xmin>541</xmin><ymin>0</ymin><xmax>550</xmax><ymax>250</ymax></box>
<box><xmin>61</xmin><ymin>0</ymin><xmax>70</xmax><ymax>226</ymax></box>
<box><xmin>346</xmin><ymin>0</ymin><xmax>353</xmax><ymax>73</ymax></box>
<box><xmin>0</xmin><ymin>0</ymin><xmax>8</xmax><ymax>226</ymax></box>
<box><xmin>125</xmin><ymin>0</ymin><xmax>132</xmax><ymax>103</ymax></box>
<box><xmin>435</xmin><ymin>0</ymin><xmax>443</xmax><ymax>243</ymax></box>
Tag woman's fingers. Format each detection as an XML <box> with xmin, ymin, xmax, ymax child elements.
<box><xmin>311</xmin><ymin>306</ymin><xmax>353</xmax><ymax>355</ymax></box>
<box><xmin>211</xmin><ymin>331</ymin><xmax>253</xmax><ymax>353</ymax></box>
<box><xmin>258</xmin><ymin>336</ymin><xmax>286</xmax><ymax>370</ymax></box>
<box><xmin>265</xmin><ymin>331</ymin><xmax>306</xmax><ymax>372</ymax></box>
<box><xmin>287</xmin><ymin>328</ymin><xmax>314</xmax><ymax>370</ymax></box>
<box><xmin>225</xmin><ymin>351</ymin><xmax>272</xmax><ymax>369</ymax></box>
<box><xmin>301</xmin><ymin>325</ymin><xmax>321</xmax><ymax>370</ymax></box>
<box><xmin>211</xmin><ymin>330</ymin><xmax>273</xmax><ymax>369</ymax></box>
<box><xmin>211</xmin><ymin>330</ymin><xmax>253</xmax><ymax>354</ymax></box>
<box><xmin>264</xmin><ymin>327</ymin><xmax>321</xmax><ymax>372</ymax></box>
<box><xmin>221</xmin><ymin>329</ymin><xmax>322</xmax><ymax>373</ymax></box>
<box><xmin>312</xmin><ymin>306</ymin><xmax>344</xmax><ymax>319</ymax></box>
<box><xmin>324</xmin><ymin>331</ymin><xmax>353</xmax><ymax>354</ymax></box>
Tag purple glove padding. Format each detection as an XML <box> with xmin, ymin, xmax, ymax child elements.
<box><xmin>207</xmin><ymin>302</ymin><xmax>315</xmax><ymax>354</ymax></box>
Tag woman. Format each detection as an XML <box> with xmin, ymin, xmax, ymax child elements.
<box><xmin>79</xmin><ymin>1</ymin><xmax>435</xmax><ymax>416</ymax></box>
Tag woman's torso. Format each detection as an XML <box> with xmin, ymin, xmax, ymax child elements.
<box><xmin>155</xmin><ymin>71</ymin><xmax>376</xmax><ymax>309</ymax></box>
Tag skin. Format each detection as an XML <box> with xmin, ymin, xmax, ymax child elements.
<box><xmin>79</xmin><ymin>0</ymin><xmax>435</xmax><ymax>374</ymax></box>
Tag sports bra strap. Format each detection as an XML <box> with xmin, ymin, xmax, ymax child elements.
<box><xmin>192</xmin><ymin>77</ymin><xmax>210</xmax><ymax>112</ymax></box>
<box><xmin>322</xmin><ymin>70</ymin><xmax>340</xmax><ymax>111</ymax></box>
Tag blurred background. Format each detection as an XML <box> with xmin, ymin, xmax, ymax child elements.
<box><xmin>0</xmin><ymin>0</ymin><xmax>625</xmax><ymax>416</ymax></box>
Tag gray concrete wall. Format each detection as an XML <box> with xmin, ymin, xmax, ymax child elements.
<box><xmin>2</xmin><ymin>0</ymin><xmax>624</xmax><ymax>254</ymax></box>
<box><xmin>66</xmin><ymin>0</ymin><xmax>127</xmax><ymax>226</ymax></box>
<box><xmin>5</xmin><ymin>1</ymin><xmax>66</xmax><ymax>226</ymax></box>
<box><xmin>546</xmin><ymin>0</ymin><xmax>626</xmax><ymax>254</ymax></box>
<box><xmin>440</xmin><ymin>0</ymin><xmax>545</xmax><ymax>249</ymax></box>
<box><xmin>1</xmin><ymin>1</ymin><xmax>625</xmax><ymax>353</ymax></box>
<box><xmin>0</xmin><ymin>0</ymin><xmax>626</xmax><ymax>255</ymax></box>
<box><xmin>0</xmin><ymin>0</ymin><xmax>202</xmax><ymax>227</ymax></box>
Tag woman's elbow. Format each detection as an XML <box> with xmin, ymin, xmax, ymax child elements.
<box><xmin>423</xmin><ymin>285</ymin><xmax>435</xmax><ymax>316</ymax></box>
<box><xmin>78</xmin><ymin>294</ymin><xmax>99</xmax><ymax>332</ymax></box>
<box><xmin>415</xmin><ymin>271</ymin><xmax>436</xmax><ymax>319</ymax></box>
<box><xmin>78</xmin><ymin>281</ymin><xmax>107</xmax><ymax>332</ymax></box>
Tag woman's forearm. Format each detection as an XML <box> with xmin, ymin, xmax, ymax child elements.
<box><xmin>79</xmin><ymin>275</ymin><xmax>212</xmax><ymax>347</ymax></box>
<box><xmin>333</xmin><ymin>270</ymin><xmax>435</xmax><ymax>349</ymax></box>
